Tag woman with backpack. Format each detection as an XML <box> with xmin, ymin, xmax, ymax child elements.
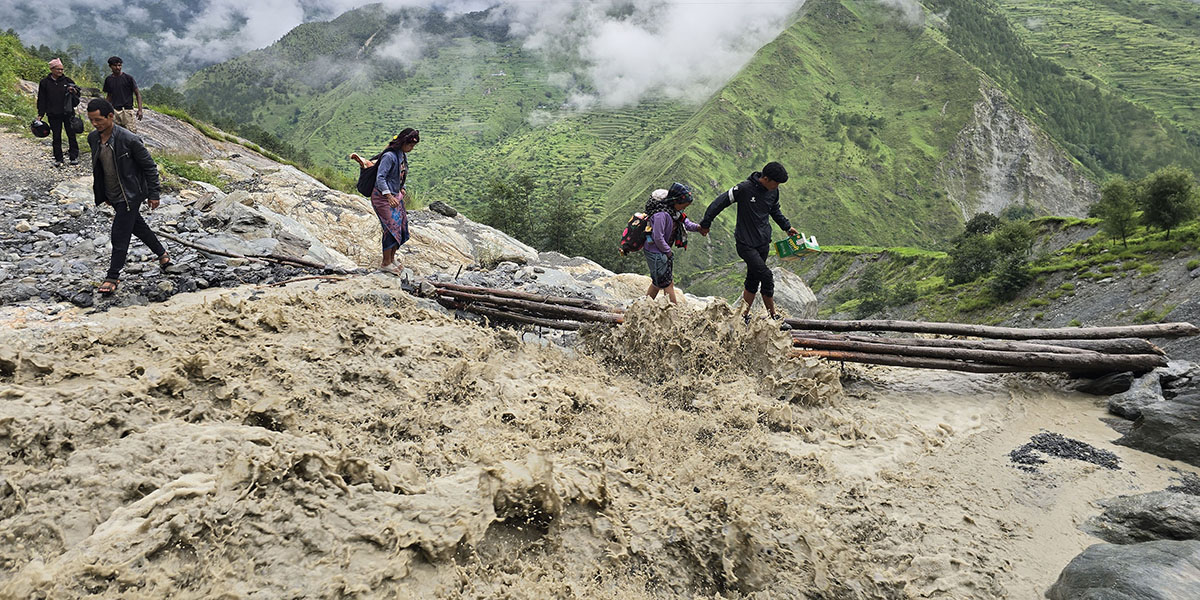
<box><xmin>366</xmin><ymin>128</ymin><xmax>419</xmax><ymax>274</ymax></box>
<box><xmin>643</xmin><ymin>183</ymin><xmax>705</xmax><ymax>304</ymax></box>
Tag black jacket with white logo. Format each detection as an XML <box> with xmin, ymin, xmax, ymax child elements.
<box><xmin>699</xmin><ymin>172</ymin><xmax>792</xmax><ymax>248</ymax></box>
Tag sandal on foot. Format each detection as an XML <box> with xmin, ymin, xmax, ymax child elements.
<box><xmin>158</xmin><ymin>253</ymin><xmax>172</xmax><ymax>268</ymax></box>
<box><xmin>98</xmin><ymin>279</ymin><xmax>119</xmax><ymax>294</ymax></box>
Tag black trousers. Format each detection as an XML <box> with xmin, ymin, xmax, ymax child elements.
<box><xmin>46</xmin><ymin>113</ymin><xmax>79</xmax><ymax>162</ymax></box>
<box><xmin>737</xmin><ymin>242</ymin><xmax>774</xmax><ymax>297</ymax></box>
<box><xmin>107</xmin><ymin>198</ymin><xmax>166</xmax><ymax>281</ymax></box>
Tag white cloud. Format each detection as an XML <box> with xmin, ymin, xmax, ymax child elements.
<box><xmin>5</xmin><ymin>0</ymin><xmax>822</xmax><ymax>105</ymax></box>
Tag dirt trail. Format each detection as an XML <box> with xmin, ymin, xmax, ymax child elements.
<box><xmin>0</xmin><ymin>276</ymin><xmax>1194</xmax><ymax>598</ymax></box>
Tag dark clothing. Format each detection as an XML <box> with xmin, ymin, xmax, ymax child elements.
<box><xmin>106</xmin><ymin>197</ymin><xmax>165</xmax><ymax>281</ymax></box>
<box><xmin>103</xmin><ymin>72</ymin><xmax>138</xmax><ymax>109</ymax></box>
<box><xmin>88</xmin><ymin>126</ymin><xmax>165</xmax><ymax>280</ymax></box>
<box><xmin>646</xmin><ymin>250</ymin><xmax>674</xmax><ymax>288</ymax></box>
<box><xmin>97</xmin><ymin>142</ymin><xmax>125</xmax><ymax>203</ymax></box>
<box><xmin>699</xmin><ymin>172</ymin><xmax>792</xmax><ymax>248</ymax></box>
<box><xmin>36</xmin><ymin>74</ymin><xmax>80</xmax><ymax>116</ymax></box>
<box><xmin>87</xmin><ymin>125</ymin><xmax>161</xmax><ymax>207</ymax></box>
<box><xmin>46</xmin><ymin>113</ymin><xmax>80</xmax><ymax>162</ymax></box>
<box><xmin>737</xmin><ymin>242</ymin><xmax>774</xmax><ymax>297</ymax></box>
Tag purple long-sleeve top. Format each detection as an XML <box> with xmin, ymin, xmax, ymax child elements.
<box><xmin>645</xmin><ymin>211</ymin><xmax>700</xmax><ymax>254</ymax></box>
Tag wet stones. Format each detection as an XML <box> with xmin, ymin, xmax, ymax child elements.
<box><xmin>1008</xmin><ymin>432</ymin><xmax>1121</xmax><ymax>473</ymax></box>
<box><xmin>1084</xmin><ymin>491</ymin><xmax>1200</xmax><ymax>545</ymax></box>
<box><xmin>1116</xmin><ymin>394</ymin><xmax>1200</xmax><ymax>467</ymax></box>
<box><xmin>1045</xmin><ymin>540</ymin><xmax>1200</xmax><ymax>600</ymax></box>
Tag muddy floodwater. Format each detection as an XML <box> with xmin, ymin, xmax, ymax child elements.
<box><xmin>0</xmin><ymin>276</ymin><xmax>1194</xmax><ymax>598</ymax></box>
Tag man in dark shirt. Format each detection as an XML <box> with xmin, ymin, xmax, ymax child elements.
<box><xmin>35</xmin><ymin>58</ymin><xmax>81</xmax><ymax>166</ymax></box>
<box><xmin>103</xmin><ymin>56</ymin><xmax>142</xmax><ymax>133</ymax></box>
<box><xmin>699</xmin><ymin>161</ymin><xmax>799</xmax><ymax>325</ymax></box>
<box><xmin>86</xmin><ymin>98</ymin><xmax>170</xmax><ymax>294</ymax></box>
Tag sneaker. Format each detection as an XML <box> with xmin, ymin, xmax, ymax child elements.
<box><xmin>53</xmin><ymin>160</ymin><xmax>64</xmax><ymax>168</ymax></box>
<box><xmin>68</xmin><ymin>158</ymin><xmax>79</xmax><ymax>166</ymax></box>
<box><xmin>771</xmin><ymin>313</ymin><xmax>792</xmax><ymax>331</ymax></box>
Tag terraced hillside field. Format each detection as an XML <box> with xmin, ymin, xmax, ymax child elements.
<box><xmin>998</xmin><ymin>0</ymin><xmax>1200</xmax><ymax>150</ymax></box>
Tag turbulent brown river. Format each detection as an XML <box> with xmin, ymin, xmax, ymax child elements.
<box><xmin>0</xmin><ymin>276</ymin><xmax>1193</xmax><ymax>598</ymax></box>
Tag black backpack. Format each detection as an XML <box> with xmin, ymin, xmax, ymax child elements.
<box><xmin>355</xmin><ymin>152</ymin><xmax>385</xmax><ymax>197</ymax></box>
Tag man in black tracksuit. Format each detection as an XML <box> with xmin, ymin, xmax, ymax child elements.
<box><xmin>85</xmin><ymin>98</ymin><xmax>170</xmax><ymax>294</ymax></box>
<box><xmin>699</xmin><ymin>162</ymin><xmax>799</xmax><ymax>323</ymax></box>
<box><xmin>35</xmin><ymin>58</ymin><xmax>82</xmax><ymax>166</ymax></box>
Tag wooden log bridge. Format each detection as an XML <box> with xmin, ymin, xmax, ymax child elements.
<box><xmin>421</xmin><ymin>282</ymin><xmax>1193</xmax><ymax>375</ymax></box>
<box><xmin>787</xmin><ymin>317</ymin><xmax>1196</xmax><ymax>374</ymax></box>
<box><xmin>430</xmin><ymin>282</ymin><xmax>624</xmax><ymax>331</ymax></box>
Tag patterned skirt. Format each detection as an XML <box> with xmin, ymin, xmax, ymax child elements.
<box><xmin>370</xmin><ymin>189</ymin><xmax>410</xmax><ymax>251</ymax></box>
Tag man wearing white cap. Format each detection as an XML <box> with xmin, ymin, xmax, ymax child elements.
<box><xmin>35</xmin><ymin>58</ymin><xmax>81</xmax><ymax>166</ymax></box>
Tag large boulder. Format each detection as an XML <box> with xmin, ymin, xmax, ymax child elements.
<box><xmin>1045</xmin><ymin>540</ymin><xmax>1200</xmax><ymax>600</ymax></box>
<box><xmin>771</xmin><ymin>267</ymin><xmax>817</xmax><ymax>318</ymax></box>
<box><xmin>1108</xmin><ymin>372</ymin><xmax>1164</xmax><ymax>420</ymax></box>
<box><xmin>1117</xmin><ymin>394</ymin><xmax>1200</xmax><ymax>467</ymax></box>
<box><xmin>1085</xmin><ymin>491</ymin><xmax>1200</xmax><ymax>544</ymax></box>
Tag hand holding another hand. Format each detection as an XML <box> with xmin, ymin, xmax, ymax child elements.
<box><xmin>698</xmin><ymin>227</ymin><xmax>710</xmax><ymax>236</ymax></box>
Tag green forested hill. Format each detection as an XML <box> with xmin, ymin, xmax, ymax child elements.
<box><xmin>183</xmin><ymin>6</ymin><xmax>695</xmax><ymax>217</ymax></box>
<box><xmin>998</xmin><ymin>0</ymin><xmax>1200</xmax><ymax>154</ymax></box>
<box><xmin>597</xmin><ymin>0</ymin><xmax>983</xmax><ymax>279</ymax></box>
<box><xmin>174</xmin><ymin>0</ymin><xmax>1200</xmax><ymax>282</ymax></box>
<box><xmin>929</xmin><ymin>0</ymin><xmax>1200</xmax><ymax>178</ymax></box>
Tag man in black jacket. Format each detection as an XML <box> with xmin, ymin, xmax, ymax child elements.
<box><xmin>86</xmin><ymin>98</ymin><xmax>170</xmax><ymax>294</ymax></box>
<box><xmin>699</xmin><ymin>162</ymin><xmax>799</xmax><ymax>324</ymax></box>
<box><xmin>35</xmin><ymin>58</ymin><xmax>81</xmax><ymax>166</ymax></box>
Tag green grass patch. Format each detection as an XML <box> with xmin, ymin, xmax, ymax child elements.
<box><xmin>1027</xmin><ymin>297</ymin><xmax>1050</xmax><ymax>308</ymax></box>
<box><xmin>154</xmin><ymin>153</ymin><xmax>229</xmax><ymax>192</ymax></box>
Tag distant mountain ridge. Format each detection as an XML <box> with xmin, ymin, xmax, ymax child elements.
<box><xmin>175</xmin><ymin>0</ymin><xmax>1199</xmax><ymax>278</ymax></box>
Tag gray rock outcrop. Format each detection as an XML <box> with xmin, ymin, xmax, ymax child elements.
<box><xmin>1045</xmin><ymin>540</ymin><xmax>1200</xmax><ymax>600</ymax></box>
<box><xmin>1117</xmin><ymin>392</ymin><xmax>1200</xmax><ymax>467</ymax></box>
<box><xmin>939</xmin><ymin>85</ymin><xmax>1097</xmax><ymax>220</ymax></box>
<box><xmin>1085</xmin><ymin>491</ymin><xmax>1200</xmax><ymax>545</ymax></box>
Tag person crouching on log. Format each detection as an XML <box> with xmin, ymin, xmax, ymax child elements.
<box><xmin>698</xmin><ymin>162</ymin><xmax>799</xmax><ymax>325</ymax></box>
<box><xmin>370</xmin><ymin>128</ymin><xmax>419</xmax><ymax>274</ymax></box>
<box><xmin>644</xmin><ymin>183</ymin><xmax>705</xmax><ymax>304</ymax></box>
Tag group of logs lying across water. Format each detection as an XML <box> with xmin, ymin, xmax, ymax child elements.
<box><xmin>785</xmin><ymin>318</ymin><xmax>1200</xmax><ymax>375</ymax></box>
<box><xmin>429</xmin><ymin>282</ymin><xmax>624</xmax><ymax>331</ymax></box>
<box><xmin>424</xmin><ymin>281</ymin><xmax>1198</xmax><ymax>375</ymax></box>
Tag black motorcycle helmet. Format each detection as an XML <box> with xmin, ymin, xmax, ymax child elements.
<box><xmin>31</xmin><ymin>119</ymin><xmax>50</xmax><ymax>138</ymax></box>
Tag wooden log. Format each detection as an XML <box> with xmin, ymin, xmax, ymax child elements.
<box><xmin>1036</xmin><ymin>338</ymin><xmax>1164</xmax><ymax>356</ymax></box>
<box><xmin>784</xmin><ymin>318</ymin><xmax>1200</xmax><ymax>340</ymax></box>
<box><xmin>791</xmin><ymin>336</ymin><xmax>1167</xmax><ymax>372</ymax></box>
<box><xmin>789</xmin><ymin>331</ymin><xmax>1101</xmax><ymax>355</ymax></box>
<box><xmin>791</xmin><ymin>349</ymin><xmax>1042</xmax><ymax>374</ymax></box>
<box><xmin>435</xmin><ymin>289</ymin><xmax>623</xmax><ymax>324</ymax></box>
<box><xmin>432</xmin><ymin>281</ymin><xmax>623</xmax><ymax>313</ymax></box>
<box><xmin>437</xmin><ymin>297</ymin><xmax>582</xmax><ymax>331</ymax></box>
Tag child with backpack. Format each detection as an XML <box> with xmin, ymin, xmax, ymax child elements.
<box><xmin>355</xmin><ymin>128</ymin><xmax>419</xmax><ymax>273</ymax></box>
<box><xmin>641</xmin><ymin>183</ymin><xmax>705</xmax><ymax>304</ymax></box>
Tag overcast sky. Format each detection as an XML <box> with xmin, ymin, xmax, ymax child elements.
<box><xmin>4</xmin><ymin>0</ymin><xmax>924</xmax><ymax>107</ymax></box>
